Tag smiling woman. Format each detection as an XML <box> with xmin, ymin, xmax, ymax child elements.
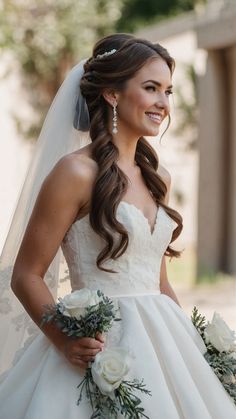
<box><xmin>104</xmin><ymin>58</ymin><xmax>172</xmax><ymax>136</ymax></box>
<box><xmin>0</xmin><ymin>33</ymin><xmax>236</xmax><ymax>419</ymax></box>
<box><xmin>79</xmin><ymin>35</ymin><xmax>182</xmax><ymax>270</ymax></box>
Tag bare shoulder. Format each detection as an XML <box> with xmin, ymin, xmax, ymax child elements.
<box><xmin>54</xmin><ymin>150</ymin><xmax>97</xmax><ymax>181</ymax></box>
<box><xmin>48</xmin><ymin>148</ymin><xmax>98</xmax><ymax>205</ymax></box>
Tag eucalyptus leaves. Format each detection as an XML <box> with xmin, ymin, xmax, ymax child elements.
<box><xmin>41</xmin><ymin>288</ymin><xmax>119</xmax><ymax>338</ymax></box>
<box><xmin>42</xmin><ymin>288</ymin><xmax>151</xmax><ymax>418</ymax></box>
<box><xmin>191</xmin><ymin>307</ymin><xmax>236</xmax><ymax>405</ymax></box>
<box><xmin>78</xmin><ymin>347</ymin><xmax>151</xmax><ymax>419</ymax></box>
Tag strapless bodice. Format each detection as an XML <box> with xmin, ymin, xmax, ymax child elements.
<box><xmin>61</xmin><ymin>201</ymin><xmax>177</xmax><ymax>297</ymax></box>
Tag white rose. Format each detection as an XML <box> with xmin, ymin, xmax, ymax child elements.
<box><xmin>60</xmin><ymin>289</ymin><xmax>102</xmax><ymax>319</ymax></box>
<box><xmin>91</xmin><ymin>347</ymin><xmax>132</xmax><ymax>396</ymax></box>
<box><xmin>222</xmin><ymin>373</ymin><xmax>236</xmax><ymax>385</ymax></box>
<box><xmin>228</xmin><ymin>352</ymin><xmax>236</xmax><ymax>360</ymax></box>
<box><xmin>204</xmin><ymin>312</ymin><xmax>236</xmax><ymax>352</ymax></box>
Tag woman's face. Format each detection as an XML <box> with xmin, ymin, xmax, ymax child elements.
<box><xmin>116</xmin><ymin>57</ymin><xmax>172</xmax><ymax>138</ymax></box>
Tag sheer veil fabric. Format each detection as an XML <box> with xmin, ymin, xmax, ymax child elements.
<box><xmin>0</xmin><ymin>59</ymin><xmax>91</xmax><ymax>376</ymax></box>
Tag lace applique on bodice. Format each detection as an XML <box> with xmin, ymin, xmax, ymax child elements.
<box><xmin>61</xmin><ymin>201</ymin><xmax>177</xmax><ymax>297</ymax></box>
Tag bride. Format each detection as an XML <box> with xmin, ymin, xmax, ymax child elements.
<box><xmin>0</xmin><ymin>33</ymin><xmax>236</xmax><ymax>418</ymax></box>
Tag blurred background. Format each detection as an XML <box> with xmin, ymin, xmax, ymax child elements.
<box><xmin>0</xmin><ymin>0</ymin><xmax>235</xmax><ymax>327</ymax></box>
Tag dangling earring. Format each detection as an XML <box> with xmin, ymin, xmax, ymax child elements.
<box><xmin>112</xmin><ymin>103</ymin><xmax>118</xmax><ymax>134</ymax></box>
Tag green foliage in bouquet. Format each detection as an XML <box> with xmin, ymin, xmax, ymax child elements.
<box><xmin>191</xmin><ymin>306</ymin><xmax>206</xmax><ymax>339</ymax></box>
<box><xmin>77</xmin><ymin>368</ymin><xmax>151</xmax><ymax>419</ymax></box>
<box><xmin>191</xmin><ymin>306</ymin><xmax>236</xmax><ymax>405</ymax></box>
<box><xmin>41</xmin><ymin>290</ymin><xmax>121</xmax><ymax>338</ymax></box>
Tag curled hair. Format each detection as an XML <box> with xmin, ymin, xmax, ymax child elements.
<box><xmin>80</xmin><ymin>33</ymin><xmax>183</xmax><ymax>272</ymax></box>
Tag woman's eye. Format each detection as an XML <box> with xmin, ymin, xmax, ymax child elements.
<box><xmin>166</xmin><ymin>90</ymin><xmax>173</xmax><ymax>96</ymax></box>
<box><xmin>145</xmin><ymin>86</ymin><xmax>156</xmax><ymax>92</ymax></box>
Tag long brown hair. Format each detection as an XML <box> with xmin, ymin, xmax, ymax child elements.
<box><xmin>80</xmin><ymin>33</ymin><xmax>183</xmax><ymax>272</ymax></box>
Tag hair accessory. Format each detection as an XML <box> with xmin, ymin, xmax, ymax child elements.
<box><xmin>96</xmin><ymin>48</ymin><xmax>117</xmax><ymax>59</ymax></box>
<box><xmin>112</xmin><ymin>103</ymin><xmax>118</xmax><ymax>134</ymax></box>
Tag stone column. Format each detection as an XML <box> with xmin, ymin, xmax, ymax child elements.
<box><xmin>225</xmin><ymin>45</ymin><xmax>236</xmax><ymax>273</ymax></box>
<box><xmin>197</xmin><ymin>50</ymin><xmax>227</xmax><ymax>278</ymax></box>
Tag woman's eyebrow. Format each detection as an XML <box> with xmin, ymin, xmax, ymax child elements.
<box><xmin>142</xmin><ymin>80</ymin><xmax>173</xmax><ymax>89</ymax></box>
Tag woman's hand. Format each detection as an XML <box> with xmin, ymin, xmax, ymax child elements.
<box><xmin>63</xmin><ymin>332</ymin><xmax>106</xmax><ymax>368</ymax></box>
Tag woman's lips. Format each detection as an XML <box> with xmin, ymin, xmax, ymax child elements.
<box><xmin>145</xmin><ymin>112</ymin><xmax>162</xmax><ymax>124</ymax></box>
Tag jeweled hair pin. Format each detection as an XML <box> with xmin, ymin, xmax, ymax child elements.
<box><xmin>96</xmin><ymin>48</ymin><xmax>117</xmax><ymax>59</ymax></box>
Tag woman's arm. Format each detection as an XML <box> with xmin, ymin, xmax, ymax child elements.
<box><xmin>11</xmin><ymin>154</ymin><xmax>104</xmax><ymax>367</ymax></box>
<box><xmin>160</xmin><ymin>257</ymin><xmax>181</xmax><ymax>307</ymax></box>
<box><xmin>158</xmin><ymin>164</ymin><xmax>182</xmax><ymax>307</ymax></box>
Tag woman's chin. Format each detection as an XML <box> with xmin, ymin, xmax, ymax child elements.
<box><xmin>142</xmin><ymin>127</ymin><xmax>160</xmax><ymax>137</ymax></box>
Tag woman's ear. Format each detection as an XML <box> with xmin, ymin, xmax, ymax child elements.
<box><xmin>102</xmin><ymin>89</ymin><xmax>119</xmax><ymax>107</ymax></box>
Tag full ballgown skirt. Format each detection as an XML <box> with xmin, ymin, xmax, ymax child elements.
<box><xmin>0</xmin><ymin>201</ymin><xmax>236</xmax><ymax>419</ymax></box>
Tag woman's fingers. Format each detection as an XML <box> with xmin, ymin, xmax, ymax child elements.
<box><xmin>74</xmin><ymin>348</ymin><xmax>101</xmax><ymax>357</ymax></box>
<box><xmin>79</xmin><ymin>337</ymin><xmax>104</xmax><ymax>349</ymax></box>
<box><xmin>76</xmin><ymin>355</ymin><xmax>95</xmax><ymax>362</ymax></box>
<box><xmin>71</xmin><ymin>352</ymin><xmax>98</xmax><ymax>366</ymax></box>
<box><xmin>84</xmin><ymin>348</ymin><xmax>101</xmax><ymax>356</ymax></box>
<box><xmin>95</xmin><ymin>331</ymin><xmax>106</xmax><ymax>343</ymax></box>
<box><xmin>71</xmin><ymin>358</ymin><xmax>88</xmax><ymax>368</ymax></box>
<box><xmin>63</xmin><ymin>336</ymin><xmax>104</xmax><ymax>367</ymax></box>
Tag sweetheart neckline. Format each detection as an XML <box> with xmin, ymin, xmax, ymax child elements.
<box><xmin>71</xmin><ymin>201</ymin><xmax>162</xmax><ymax>237</ymax></box>
<box><xmin>120</xmin><ymin>200</ymin><xmax>159</xmax><ymax>236</ymax></box>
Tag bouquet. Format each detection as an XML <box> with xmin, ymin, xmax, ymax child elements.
<box><xmin>78</xmin><ymin>346</ymin><xmax>151</xmax><ymax>419</ymax></box>
<box><xmin>42</xmin><ymin>288</ymin><xmax>151</xmax><ymax>418</ymax></box>
<box><xmin>191</xmin><ymin>307</ymin><xmax>236</xmax><ymax>405</ymax></box>
<box><xmin>41</xmin><ymin>288</ymin><xmax>118</xmax><ymax>338</ymax></box>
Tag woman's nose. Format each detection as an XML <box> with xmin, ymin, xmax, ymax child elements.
<box><xmin>155</xmin><ymin>95</ymin><xmax>170</xmax><ymax>114</ymax></box>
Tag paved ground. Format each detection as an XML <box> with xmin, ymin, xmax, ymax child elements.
<box><xmin>174</xmin><ymin>278</ymin><xmax>236</xmax><ymax>331</ymax></box>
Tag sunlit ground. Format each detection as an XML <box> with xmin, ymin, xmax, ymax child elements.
<box><xmin>168</xmin><ymin>247</ymin><xmax>236</xmax><ymax>330</ymax></box>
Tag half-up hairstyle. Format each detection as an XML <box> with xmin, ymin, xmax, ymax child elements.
<box><xmin>80</xmin><ymin>33</ymin><xmax>183</xmax><ymax>272</ymax></box>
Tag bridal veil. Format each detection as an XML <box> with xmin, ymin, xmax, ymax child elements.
<box><xmin>0</xmin><ymin>59</ymin><xmax>91</xmax><ymax>376</ymax></box>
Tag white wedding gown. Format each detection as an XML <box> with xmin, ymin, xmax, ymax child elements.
<box><xmin>0</xmin><ymin>201</ymin><xmax>236</xmax><ymax>419</ymax></box>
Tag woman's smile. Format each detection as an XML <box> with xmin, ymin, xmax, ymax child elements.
<box><xmin>145</xmin><ymin>111</ymin><xmax>163</xmax><ymax>124</ymax></box>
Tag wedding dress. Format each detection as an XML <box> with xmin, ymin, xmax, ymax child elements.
<box><xmin>0</xmin><ymin>199</ymin><xmax>236</xmax><ymax>419</ymax></box>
